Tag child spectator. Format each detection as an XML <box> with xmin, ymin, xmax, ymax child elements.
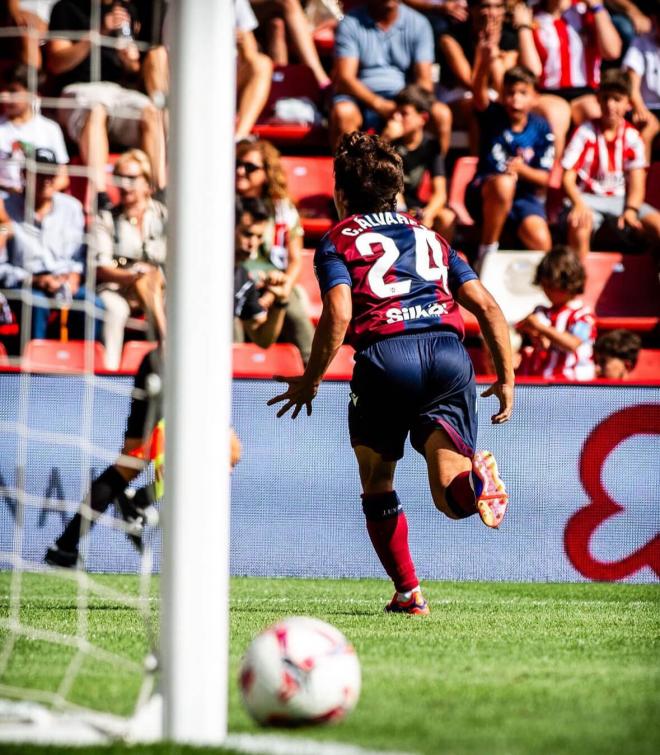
<box><xmin>593</xmin><ymin>328</ymin><xmax>642</xmax><ymax>379</ymax></box>
<box><xmin>382</xmin><ymin>85</ymin><xmax>456</xmax><ymax>238</ymax></box>
<box><xmin>623</xmin><ymin>6</ymin><xmax>660</xmax><ymax>160</ymax></box>
<box><xmin>516</xmin><ymin>245</ymin><xmax>596</xmax><ymax>381</ymax></box>
<box><xmin>519</xmin><ymin>0</ymin><xmax>622</xmax><ymax>158</ymax></box>
<box><xmin>469</xmin><ymin>65</ymin><xmax>555</xmax><ymax>265</ymax></box>
<box><xmin>0</xmin><ymin>64</ymin><xmax>69</xmax><ymax>195</ymax></box>
<box><xmin>330</xmin><ymin>0</ymin><xmax>452</xmax><ymax>154</ymax></box>
<box><xmin>561</xmin><ymin>69</ymin><xmax>660</xmax><ymax>259</ymax></box>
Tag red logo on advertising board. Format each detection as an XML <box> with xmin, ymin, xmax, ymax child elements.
<box><xmin>564</xmin><ymin>405</ymin><xmax>660</xmax><ymax>581</ymax></box>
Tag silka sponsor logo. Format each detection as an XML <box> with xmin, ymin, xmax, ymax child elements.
<box><xmin>386</xmin><ymin>302</ymin><xmax>448</xmax><ymax>324</ymax></box>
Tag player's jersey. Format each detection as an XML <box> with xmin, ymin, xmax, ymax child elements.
<box><xmin>533</xmin><ymin>2</ymin><xmax>600</xmax><ymax>90</ymax></box>
<box><xmin>561</xmin><ymin>120</ymin><xmax>647</xmax><ymax>197</ymax></box>
<box><xmin>519</xmin><ymin>299</ymin><xmax>596</xmax><ymax>381</ymax></box>
<box><xmin>314</xmin><ymin>211</ymin><xmax>477</xmax><ymax>350</ymax></box>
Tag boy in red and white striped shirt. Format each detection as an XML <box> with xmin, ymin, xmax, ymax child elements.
<box><xmin>516</xmin><ymin>246</ymin><xmax>596</xmax><ymax>381</ymax></box>
<box><xmin>561</xmin><ymin>69</ymin><xmax>660</xmax><ymax>259</ymax></box>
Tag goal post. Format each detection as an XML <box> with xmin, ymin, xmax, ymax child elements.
<box><xmin>161</xmin><ymin>0</ymin><xmax>235</xmax><ymax>745</ymax></box>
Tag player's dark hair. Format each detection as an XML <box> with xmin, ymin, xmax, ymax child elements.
<box><xmin>594</xmin><ymin>329</ymin><xmax>641</xmax><ymax>368</ymax></box>
<box><xmin>394</xmin><ymin>85</ymin><xmax>434</xmax><ymax>115</ymax></box>
<box><xmin>334</xmin><ymin>132</ymin><xmax>404</xmax><ymax>215</ymax></box>
<box><xmin>235</xmin><ymin>195</ymin><xmax>269</xmax><ymax>225</ymax></box>
<box><xmin>599</xmin><ymin>69</ymin><xmax>632</xmax><ymax>98</ymax></box>
<box><xmin>4</xmin><ymin>63</ymin><xmax>29</xmax><ymax>89</ymax></box>
<box><xmin>534</xmin><ymin>246</ymin><xmax>586</xmax><ymax>296</ymax></box>
<box><xmin>503</xmin><ymin>66</ymin><xmax>538</xmax><ymax>91</ymax></box>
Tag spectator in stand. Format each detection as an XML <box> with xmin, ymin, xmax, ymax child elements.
<box><xmin>519</xmin><ymin>0</ymin><xmax>622</xmax><ymax>158</ymax></box>
<box><xmin>561</xmin><ymin>69</ymin><xmax>660</xmax><ymax>259</ymax></box>
<box><xmin>593</xmin><ymin>328</ymin><xmax>642</xmax><ymax>379</ymax></box>
<box><xmin>516</xmin><ymin>245</ymin><xmax>596</xmax><ymax>381</ymax></box>
<box><xmin>235</xmin><ymin>138</ymin><xmax>314</xmax><ymax>363</ymax></box>
<box><xmin>234</xmin><ymin>196</ymin><xmax>291</xmax><ymax>347</ymax></box>
<box><xmin>382</xmin><ymin>84</ymin><xmax>456</xmax><ymax>239</ymax></box>
<box><xmin>236</xmin><ymin>0</ymin><xmax>273</xmax><ymax>142</ymax></box>
<box><xmin>249</xmin><ymin>0</ymin><xmax>331</xmax><ymax>91</ymax></box>
<box><xmin>0</xmin><ymin>0</ymin><xmax>47</xmax><ymax>69</ymax></box>
<box><xmin>468</xmin><ymin>65</ymin><xmax>555</xmax><ymax>266</ymax></box>
<box><xmin>90</xmin><ymin>149</ymin><xmax>166</xmax><ymax>371</ymax></box>
<box><xmin>46</xmin><ymin>0</ymin><xmax>167</xmax><ymax>205</ymax></box>
<box><xmin>433</xmin><ymin>0</ymin><xmax>519</xmax><ymax>136</ymax></box>
<box><xmin>623</xmin><ymin>5</ymin><xmax>660</xmax><ymax>160</ymax></box>
<box><xmin>0</xmin><ymin>147</ymin><xmax>104</xmax><ymax>340</ymax></box>
<box><xmin>0</xmin><ymin>64</ymin><xmax>69</xmax><ymax>195</ymax></box>
<box><xmin>329</xmin><ymin>0</ymin><xmax>452</xmax><ymax>155</ymax></box>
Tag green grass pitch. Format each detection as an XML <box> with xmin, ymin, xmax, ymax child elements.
<box><xmin>0</xmin><ymin>574</ymin><xmax>658</xmax><ymax>755</ymax></box>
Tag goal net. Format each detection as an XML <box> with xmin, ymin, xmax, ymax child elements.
<box><xmin>0</xmin><ymin>0</ymin><xmax>233</xmax><ymax>745</ymax></box>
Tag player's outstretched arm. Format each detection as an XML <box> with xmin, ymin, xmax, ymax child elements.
<box><xmin>457</xmin><ymin>279</ymin><xmax>515</xmax><ymax>424</ymax></box>
<box><xmin>268</xmin><ymin>284</ymin><xmax>352</xmax><ymax>419</ymax></box>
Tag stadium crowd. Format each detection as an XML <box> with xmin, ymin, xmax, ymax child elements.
<box><xmin>0</xmin><ymin>0</ymin><xmax>658</xmax><ymax>381</ymax></box>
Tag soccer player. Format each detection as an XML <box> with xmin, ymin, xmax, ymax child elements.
<box><xmin>269</xmin><ymin>132</ymin><xmax>514</xmax><ymax>615</ymax></box>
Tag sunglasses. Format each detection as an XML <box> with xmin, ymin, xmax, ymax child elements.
<box><xmin>236</xmin><ymin>160</ymin><xmax>265</xmax><ymax>175</ymax></box>
<box><xmin>239</xmin><ymin>227</ymin><xmax>263</xmax><ymax>240</ymax></box>
<box><xmin>115</xmin><ymin>172</ymin><xmax>145</xmax><ymax>189</ymax></box>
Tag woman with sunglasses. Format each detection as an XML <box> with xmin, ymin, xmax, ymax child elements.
<box><xmin>91</xmin><ymin>148</ymin><xmax>167</xmax><ymax>370</ymax></box>
<box><xmin>235</xmin><ymin>138</ymin><xmax>314</xmax><ymax>363</ymax></box>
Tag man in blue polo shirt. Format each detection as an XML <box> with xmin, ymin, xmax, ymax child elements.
<box><xmin>330</xmin><ymin>0</ymin><xmax>452</xmax><ymax>155</ymax></box>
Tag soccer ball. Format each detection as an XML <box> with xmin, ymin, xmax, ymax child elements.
<box><xmin>238</xmin><ymin>616</ymin><xmax>361</xmax><ymax>726</ymax></box>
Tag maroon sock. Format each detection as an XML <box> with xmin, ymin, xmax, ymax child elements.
<box><xmin>445</xmin><ymin>471</ymin><xmax>478</xmax><ymax>519</ymax></box>
<box><xmin>361</xmin><ymin>491</ymin><xmax>418</xmax><ymax>593</ymax></box>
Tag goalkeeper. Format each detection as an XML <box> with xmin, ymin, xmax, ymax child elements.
<box><xmin>45</xmin><ymin>346</ymin><xmax>165</xmax><ymax>568</ymax></box>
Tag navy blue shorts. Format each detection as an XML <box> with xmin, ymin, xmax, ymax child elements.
<box><xmin>466</xmin><ymin>180</ymin><xmax>547</xmax><ymax>224</ymax></box>
<box><xmin>348</xmin><ymin>331</ymin><xmax>477</xmax><ymax>462</ymax></box>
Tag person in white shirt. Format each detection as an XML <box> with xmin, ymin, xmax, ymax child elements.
<box><xmin>0</xmin><ymin>63</ymin><xmax>69</xmax><ymax>194</ymax></box>
<box><xmin>623</xmin><ymin>8</ymin><xmax>660</xmax><ymax>160</ymax></box>
<box><xmin>236</xmin><ymin>0</ymin><xmax>273</xmax><ymax>141</ymax></box>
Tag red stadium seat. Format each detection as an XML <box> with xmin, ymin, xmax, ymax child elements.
<box><xmin>583</xmin><ymin>253</ymin><xmax>660</xmax><ymax>332</ymax></box>
<box><xmin>646</xmin><ymin>161</ymin><xmax>660</xmax><ymax>209</ymax></box>
<box><xmin>628</xmin><ymin>350</ymin><xmax>660</xmax><ymax>381</ymax></box>
<box><xmin>119</xmin><ymin>340</ymin><xmax>158</xmax><ymax>373</ymax></box>
<box><xmin>232</xmin><ymin>343</ymin><xmax>304</xmax><ymax>378</ymax></box>
<box><xmin>325</xmin><ymin>344</ymin><xmax>355</xmax><ymax>380</ymax></box>
<box><xmin>252</xmin><ymin>65</ymin><xmax>327</xmax><ymax>147</ymax></box>
<box><xmin>448</xmin><ymin>157</ymin><xmax>478</xmax><ymax>226</ymax></box>
<box><xmin>298</xmin><ymin>249</ymin><xmax>323</xmax><ymax>325</ymax></box>
<box><xmin>22</xmin><ymin>339</ymin><xmax>107</xmax><ymax>373</ymax></box>
<box><xmin>281</xmin><ymin>156</ymin><xmax>335</xmax><ymax>240</ymax></box>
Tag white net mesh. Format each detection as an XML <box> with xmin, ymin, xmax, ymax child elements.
<box><xmin>0</xmin><ymin>0</ymin><xmax>167</xmax><ymax>741</ymax></box>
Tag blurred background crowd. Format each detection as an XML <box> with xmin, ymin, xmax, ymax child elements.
<box><xmin>0</xmin><ymin>0</ymin><xmax>658</xmax><ymax>381</ymax></box>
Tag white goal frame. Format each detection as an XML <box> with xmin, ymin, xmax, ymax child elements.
<box><xmin>161</xmin><ymin>0</ymin><xmax>235</xmax><ymax>745</ymax></box>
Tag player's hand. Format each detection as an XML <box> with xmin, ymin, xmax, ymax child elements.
<box><xmin>268</xmin><ymin>376</ymin><xmax>318</xmax><ymax>419</ymax></box>
<box><xmin>618</xmin><ymin>208</ymin><xmax>642</xmax><ymax>231</ymax></box>
<box><xmin>481</xmin><ymin>381</ymin><xmax>514</xmax><ymax>424</ymax></box>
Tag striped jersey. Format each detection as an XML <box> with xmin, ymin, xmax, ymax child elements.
<box><xmin>561</xmin><ymin>119</ymin><xmax>647</xmax><ymax>197</ymax></box>
<box><xmin>520</xmin><ymin>299</ymin><xmax>596</xmax><ymax>381</ymax></box>
<box><xmin>533</xmin><ymin>1</ymin><xmax>600</xmax><ymax>91</ymax></box>
<box><xmin>314</xmin><ymin>212</ymin><xmax>477</xmax><ymax>350</ymax></box>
